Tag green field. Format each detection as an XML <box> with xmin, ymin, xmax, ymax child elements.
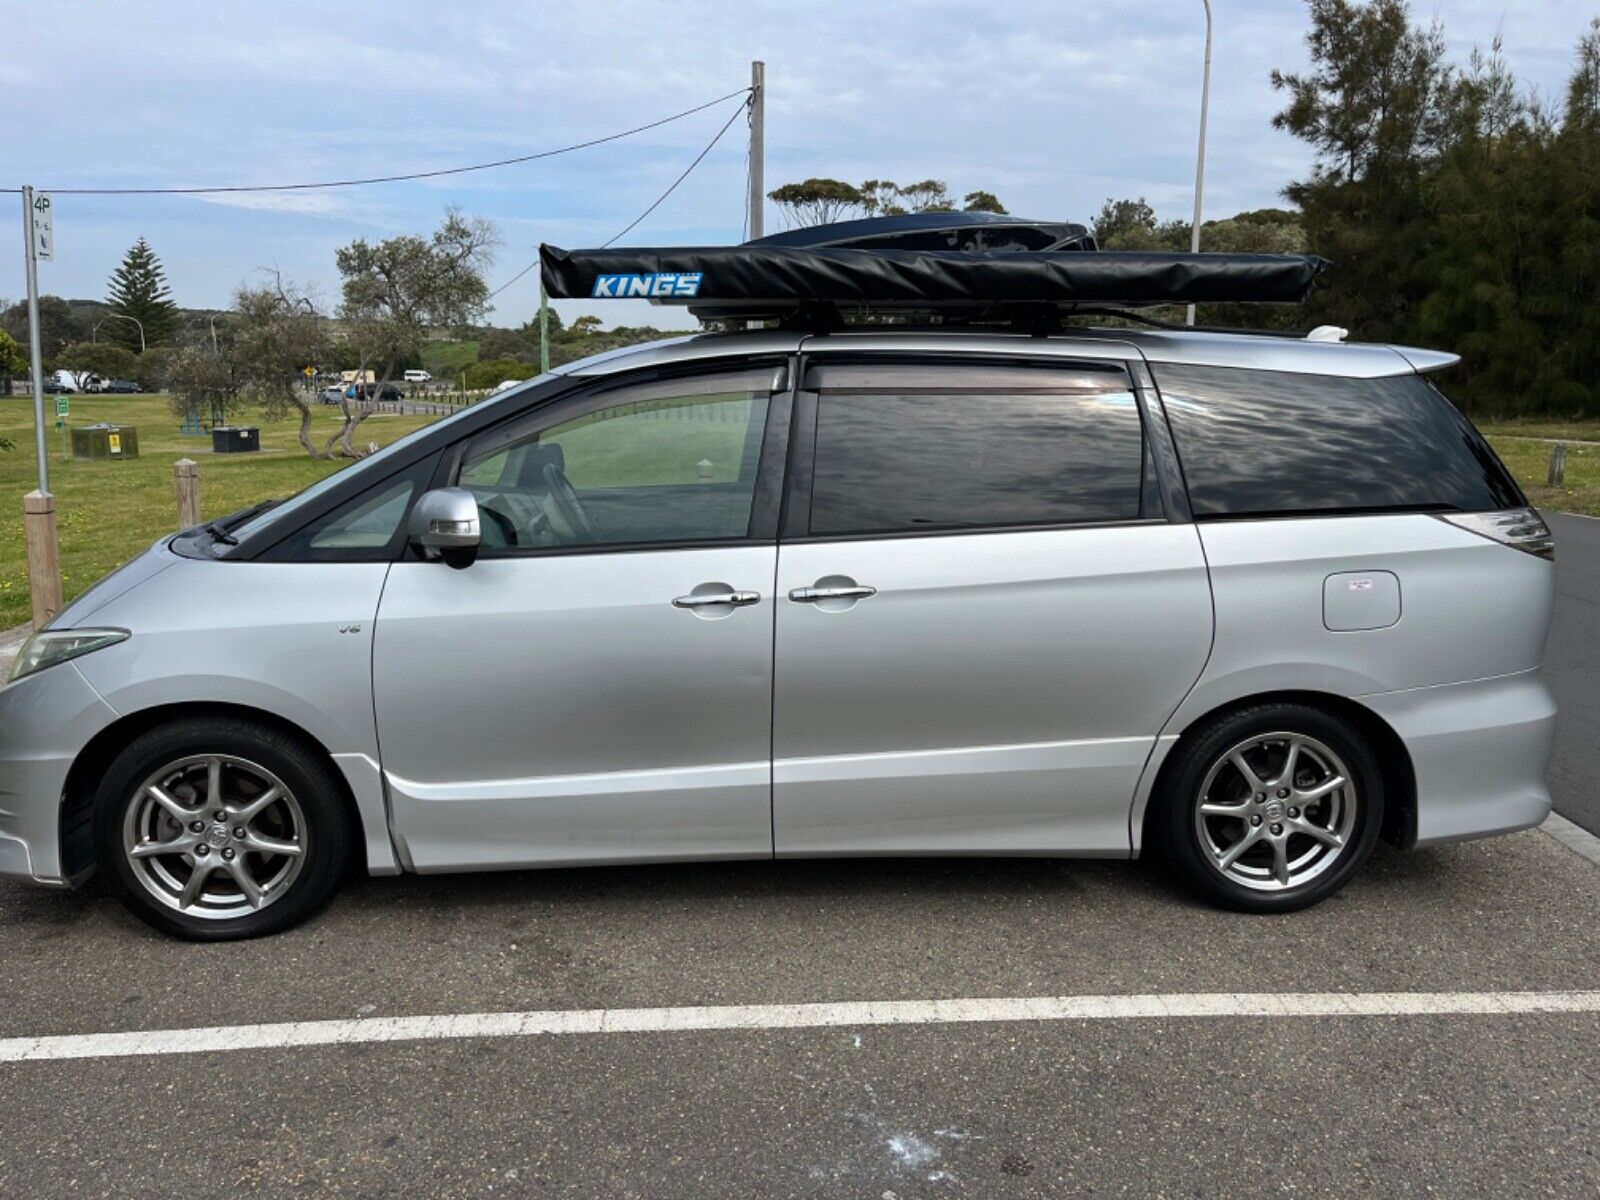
<box><xmin>0</xmin><ymin>394</ymin><xmax>437</xmax><ymax>629</ymax></box>
<box><xmin>0</xmin><ymin>395</ymin><xmax>1596</xmax><ymax>632</ymax></box>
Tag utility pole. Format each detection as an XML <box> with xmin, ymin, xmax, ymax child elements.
<box><xmin>1186</xmin><ymin>0</ymin><xmax>1213</xmax><ymax>328</ymax></box>
<box><xmin>538</xmin><ymin>281</ymin><xmax>551</xmax><ymax>375</ymax></box>
<box><xmin>747</xmin><ymin>61</ymin><xmax>765</xmax><ymax>241</ymax></box>
<box><xmin>20</xmin><ymin>186</ymin><xmax>62</xmax><ymax>628</ymax></box>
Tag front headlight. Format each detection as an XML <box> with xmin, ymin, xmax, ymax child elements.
<box><xmin>8</xmin><ymin>628</ymin><xmax>129</xmax><ymax>684</ymax></box>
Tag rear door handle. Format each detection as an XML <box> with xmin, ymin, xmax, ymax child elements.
<box><xmin>789</xmin><ymin>585</ymin><xmax>877</xmax><ymax>603</ymax></box>
<box><xmin>673</xmin><ymin>589</ymin><xmax>761</xmax><ymax>609</ymax></box>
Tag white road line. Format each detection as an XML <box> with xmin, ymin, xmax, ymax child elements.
<box><xmin>3</xmin><ymin>991</ymin><xmax>1599</xmax><ymax>1065</ymax></box>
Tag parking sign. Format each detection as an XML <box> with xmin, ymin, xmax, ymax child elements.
<box><xmin>31</xmin><ymin>193</ymin><xmax>53</xmax><ymax>261</ymax></box>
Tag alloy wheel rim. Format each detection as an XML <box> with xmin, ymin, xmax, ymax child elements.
<box><xmin>121</xmin><ymin>754</ymin><xmax>307</xmax><ymax>920</ymax></box>
<box><xmin>1193</xmin><ymin>732</ymin><xmax>1358</xmax><ymax>893</ymax></box>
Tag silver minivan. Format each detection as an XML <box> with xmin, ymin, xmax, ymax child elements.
<box><xmin>0</xmin><ymin>326</ymin><xmax>1556</xmax><ymax>939</ymax></box>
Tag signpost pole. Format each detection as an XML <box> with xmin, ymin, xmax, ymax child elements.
<box><xmin>20</xmin><ymin>185</ymin><xmax>63</xmax><ymax>628</ymax></box>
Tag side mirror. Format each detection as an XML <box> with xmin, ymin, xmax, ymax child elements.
<box><xmin>408</xmin><ymin>487</ymin><xmax>481</xmax><ymax>569</ymax></box>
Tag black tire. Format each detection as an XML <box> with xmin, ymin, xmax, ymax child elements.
<box><xmin>93</xmin><ymin>717</ymin><xmax>352</xmax><ymax>940</ymax></box>
<box><xmin>1154</xmin><ymin>703</ymin><xmax>1385</xmax><ymax>913</ymax></box>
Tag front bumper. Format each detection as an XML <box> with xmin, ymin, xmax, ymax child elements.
<box><xmin>0</xmin><ymin>663</ymin><xmax>119</xmax><ymax>884</ymax></box>
<box><xmin>1361</xmin><ymin>668</ymin><xmax>1556</xmax><ymax>846</ymax></box>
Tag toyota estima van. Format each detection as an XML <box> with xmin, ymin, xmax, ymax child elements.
<box><xmin>0</xmin><ymin>225</ymin><xmax>1557</xmax><ymax>939</ymax></box>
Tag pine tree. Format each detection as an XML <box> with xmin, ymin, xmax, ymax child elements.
<box><xmin>105</xmin><ymin>237</ymin><xmax>177</xmax><ymax>352</ymax></box>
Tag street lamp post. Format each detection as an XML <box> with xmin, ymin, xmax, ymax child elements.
<box><xmin>1187</xmin><ymin>0</ymin><xmax>1214</xmax><ymax>328</ymax></box>
<box><xmin>92</xmin><ymin>313</ymin><xmax>146</xmax><ymax>352</ymax></box>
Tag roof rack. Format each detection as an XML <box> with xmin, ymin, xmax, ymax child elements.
<box><xmin>540</xmin><ymin>216</ymin><xmax>1328</xmax><ymax>328</ymax></box>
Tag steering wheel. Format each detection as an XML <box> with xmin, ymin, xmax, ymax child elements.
<box><xmin>542</xmin><ymin>463</ymin><xmax>599</xmax><ymax>542</ymax></box>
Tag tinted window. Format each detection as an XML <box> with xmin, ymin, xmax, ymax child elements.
<box><xmin>1153</xmin><ymin>365</ymin><xmax>1524</xmax><ymax>518</ymax></box>
<box><xmin>807</xmin><ymin>364</ymin><xmax>1153</xmax><ymax>536</ymax></box>
<box><xmin>458</xmin><ymin>373</ymin><xmax>771</xmax><ymax>550</ymax></box>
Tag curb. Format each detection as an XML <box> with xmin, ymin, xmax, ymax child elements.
<box><xmin>1541</xmin><ymin>812</ymin><xmax>1600</xmax><ymax>869</ymax></box>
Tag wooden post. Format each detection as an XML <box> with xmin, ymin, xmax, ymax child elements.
<box><xmin>175</xmin><ymin>457</ymin><xmax>201</xmax><ymax>528</ymax></box>
<box><xmin>23</xmin><ymin>490</ymin><xmax>62</xmax><ymax>629</ymax></box>
<box><xmin>1548</xmin><ymin>443</ymin><xmax>1568</xmax><ymax>487</ymax></box>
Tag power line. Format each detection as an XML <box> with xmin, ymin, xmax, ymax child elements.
<box><xmin>601</xmin><ymin>96</ymin><xmax>749</xmax><ymax>248</ymax></box>
<box><xmin>486</xmin><ymin>94</ymin><xmax>750</xmax><ymax>302</ymax></box>
<box><xmin>37</xmin><ymin>88</ymin><xmax>751</xmax><ymax>196</ymax></box>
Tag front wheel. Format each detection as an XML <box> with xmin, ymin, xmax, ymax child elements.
<box><xmin>1154</xmin><ymin>704</ymin><xmax>1385</xmax><ymax>913</ymax></box>
<box><xmin>94</xmin><ymin>718</ymin><xmax>353</xmax><ymax>940</ymax></box>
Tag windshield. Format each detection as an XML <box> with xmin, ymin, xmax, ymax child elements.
<box><xmin>225</xmin><ymin>378</ymin><xmax>557</xmax><ymax>545</ymax></box>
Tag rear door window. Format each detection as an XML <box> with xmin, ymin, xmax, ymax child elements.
<box><xmin>803</xmin><ymin>360</ymin><xmax>1159</xmax><ymax>537</ymax></box>
<box><xmin>1152</xmin><ymin>364</ymin><xmax>1524</xmax><ymax>518</ymax></box>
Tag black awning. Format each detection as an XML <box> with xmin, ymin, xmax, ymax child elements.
<box><xmin>540</xmin><ymin>243</ymin><xmax>1329</xmax><ymax>320</ymax></box>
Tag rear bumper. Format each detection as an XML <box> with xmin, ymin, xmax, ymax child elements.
<box><xmin>1361</xmin><ymin>668</ymin><xmax>1555</xmax><ymax>846</ymax></box>
<box><xmin>0</xmin><ymin>663</ymin><xmax>119</xmax><ymax>885</ymax></box>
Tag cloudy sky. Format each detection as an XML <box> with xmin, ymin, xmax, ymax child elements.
<box><xmin>1</xmin><ymin>1</ymin><xmax>1590</xmax><ymax>331</ymax></box>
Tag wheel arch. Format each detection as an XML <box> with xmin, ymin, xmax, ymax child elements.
<box><xmin>59</xmin><ymin>701</ymin><xmax>376</xmax><ymax>881</ymax></box>
<box><xmin>1134</xmin><ymin>689</ymin><xmax>1417</xmax><ymax>858</ymax></box>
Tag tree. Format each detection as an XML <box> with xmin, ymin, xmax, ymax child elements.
<box><xmin>230</xmin><ymin>274</ymin><xmax>333</xmax><ymax>457</ymax></box>
<box><xmin>56</xmin><ymin>342</ymin><xmax>138</xmax><ymax>389</ymax></box>
<box><xmin>962</xmin><ymin>190</ymin><xmax>1008</xmax><ymax>214</ymax></box>
<box><xmin>105</xmin><ymin>238</ymin><xmax>178</xmax><ymax>350</ymax></box>
<box><xmin>567</xmin><ymin>314</ymin><xmax>603</xmax><ymax>335</ymax></box>
<box><xmin>1271</xmin><ymin>0</ymin><xmax>1453</xmax><ymax>340</ymax></box>
<box><xmin>0</xmin><ymin>328</ymin><xmax>24</xmax><ymax>381</ymax></box>
<box><xmin>333</xmin><ymin>209</ymin><xmax>498</xmax><ymax>457</ymax></box>
<box><xmin>1093</xmin><ymin>197</ymin><xmax>1158</xmax><ymax>245</ymax></box>
<box><xmin>0</xmin><ymin>295</ymin><xmax>86</xmax><ymax>360</ymax></box>
<box><xmin>768</xmin><ymin>178</ymin><xmax>864</xmax><ymax>226</ymax></box>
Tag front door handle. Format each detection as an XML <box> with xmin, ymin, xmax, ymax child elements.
<box><xmin>789</xmin><ymin>584</ymin><xmax>877</xmax><ymax>603</ymax></box>
<box><xmin>673</xmin><ymin>589</ymin><xmax>761</xmax><ymax>609</ymax></box>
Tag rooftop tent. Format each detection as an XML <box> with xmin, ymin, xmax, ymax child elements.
<box><xmin>539</xmin><ymin>215</ymin><xmax>1329</xmax><ymax>324</ymax></box>
<box><xmin>746</xmin><ymin>211</ymin><xmax>1097</xmax><ymax>252</ymax></box>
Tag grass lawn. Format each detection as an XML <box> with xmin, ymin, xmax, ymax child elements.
<box><xmin>1480</xmin><ymin>420</ymin><xmax>1600</xmax><ymax>520</ymax></box>
<box><xmin>0</xmin><ymin>394</ymin><xmax>437</xmax><ymax>629</ymax></box>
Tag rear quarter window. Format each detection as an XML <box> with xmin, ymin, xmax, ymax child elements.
<box><xmin>1151</xmin><ymin>364</ymin><xmax>1524</xmax><ymax>518</ymax></box>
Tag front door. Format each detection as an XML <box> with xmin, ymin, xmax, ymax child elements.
<box><xmin>374</xmin><ymin>363</ymin><xmax>789</xmax><ymax>871</ymax></box>
<box><xmin>772</xmin><ymin>356</ymin><xmax>1213</xmax><ymax>856</ymax></box>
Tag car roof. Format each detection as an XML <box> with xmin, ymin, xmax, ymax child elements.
<box><xmin>555</xmin><ymin>326</ymin><xmax>1456</xmax><ymax>381</ymax></box>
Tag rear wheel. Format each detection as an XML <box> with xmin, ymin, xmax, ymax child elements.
<box><xmin>94</xmin><ymin>718</ymin><xmax>352</xmax><ymax>940</ymax></box>
<box><xmin>1155</xmin><ymin>704</ymin><xmax>1384</xmax><ymax>913</ymax></box>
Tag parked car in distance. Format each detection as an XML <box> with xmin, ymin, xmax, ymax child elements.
<box><xmin>403</xmin><ymin>369</ymin><xmax>433</xmax><ymax>383</ymax></box>
<box><xmin>343</xmin><ymin>383</ymin><xmax>405</xmax><ymax>403</ymax></box>
<box><xmin>48</xmin><ymin>369</ymin><xmax>80</xmax><ymax>393</ymax></box>
<box><xmin>100</xmin><ymin>379</ymin><xmax>141</xmax><ymax>394</ymax></box>
<box><xmin>319</xmin><ymin>386</ymin><xmax>345</xmax><ymax>405</ymax></box>
<box><xmin>0</xmin><ymin>324</ymin><xmax>1557</xmax><ymax>940</ymax></box>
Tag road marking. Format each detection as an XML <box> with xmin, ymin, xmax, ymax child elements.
<box><xmin>1543</xmin><ymin>812</ymin><xmax>1600</xmax><ymax>869</ymax></box>
<box><xmin>3</xmin><ymin>991</ymin><xmax>1599</xmax><ymax>1064</ymax></box>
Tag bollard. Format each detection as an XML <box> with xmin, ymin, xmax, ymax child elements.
<box><xmin>23</xmin><ymin>490</ymin><xmax>62</xmax><ymax>629</ymax></box>
<box><xmin>1548</xmin><ymin>443</ymin><xmax>1567</xmax><ymax>487</ymax></box>
<box><xmin>175</xmin><ymin>458</ymin><xmax>201</xmax><ymax>528</ymax></box>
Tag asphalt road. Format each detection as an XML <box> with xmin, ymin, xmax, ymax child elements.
<box><xmin>1545</xmin><ymin>512</ymin><xmax>1600</xmax><ymax>835</ymax></box>
<box><xmin>2</xmin><ymin>830</ymin><xmax>1599</xmax><ymax>1196</ymax></box>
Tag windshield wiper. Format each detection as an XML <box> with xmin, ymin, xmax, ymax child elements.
<box><xmin>203</xmin><ymin>498</ymin><xmax>281</xmax><ymax>547</ymax></box>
